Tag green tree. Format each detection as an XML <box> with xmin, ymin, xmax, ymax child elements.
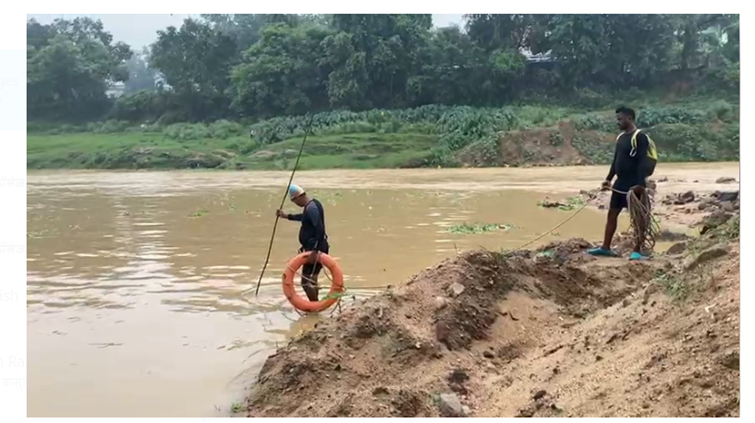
<box><xmin>27</xmin><ymin>18</ymin><xmax>133</xmax><ymax>121</ymax></box>
<box><xmin>230</xmin><ymin>22</ymin><xmax>333</xmax><ymax>117</ymax></box>
<box><xmin>322</xmin><ymin>14</ymin><xmax>432</xmax><ymax>109</ymax></box>
<box><xmin>464</xmin><ymin>14</ymin><xmax>546</xmax><ymax>51</ymax></box>
<box><xmin>408</xmin><ymin>25</ymin><xmax>487</xmax><ymax>106</ymax></box>
<box><xmin>150</xmin><ymin>18</ymin><xmax>238</xmax><ymax>121</ymax></box>
<box><xmin>533</xmin><ymin>14</ymin><xmax>676</xmax><ymax>88</ymax></box>
<box><xmin>201</xmin><ymin>14</ymin><xmax>268</xmax><ymax>53</ymax></box>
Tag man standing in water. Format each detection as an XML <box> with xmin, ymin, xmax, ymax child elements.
<box><xmin>276</xmin><ymin>184</ymin><xmax>329</xmax><ymax>301</ymax></box>
<box><xmin>587</xmin><ymin>106</ymin><xmax>650</xmax><ymax>261</ymax></box>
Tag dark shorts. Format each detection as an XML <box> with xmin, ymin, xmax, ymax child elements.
<box><xmin>610</xmin><ymin>191</ymin><xmax>629</xmax><ymax>210</ymax></box>
<box><xmin>610</xmin><ymin>178</ymin><xmax>646</xmax><ymax>210</ymax></box>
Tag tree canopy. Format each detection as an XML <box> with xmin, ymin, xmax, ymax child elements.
<box><xmin>27</xmin><ymin>14</ymin><xmax>740</xmax><ymax>123</ymax></box>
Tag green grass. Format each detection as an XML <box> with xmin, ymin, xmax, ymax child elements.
<box><xmin>245</xmin><ymin>132</ymin><xmax>436</xmax><ymax>170</ymax></box>
<box><xmin>26</xmin><ymin>131</ymin><xmax>436</xmax><ymax>170</ymax></box>
<box><xmin>653</xmin><ymin>271</ymin><xmax>689</xmax><ymax>301</ymax></box>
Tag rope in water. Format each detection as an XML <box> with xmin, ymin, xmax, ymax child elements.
<box><xmin>249</xmin><ymin>114</ymin><xmax>315</xmax><ymax>297</ymax></box>
<box><xmin>301</xmin><ymin>194</ymin><xmax>595</xmax><ymax>311</ymax></box>
<box><xmin>271</xmin><ymin>184</ymin><xmax>659</xmax><ymax>314</ymax></box>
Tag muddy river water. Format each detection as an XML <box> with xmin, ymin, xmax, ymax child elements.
<box><xmin>26</xmin><ymin>163</ymin><xmax>738</xmax><ymax>417</ymax></box>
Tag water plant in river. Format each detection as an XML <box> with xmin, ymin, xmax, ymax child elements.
<box><xmin>189</xmin><ymin>208</ymin><xmax>210</xmax><ymax>218</ymax></box>
<box><xmin>537</xmin><ymin>196</ymin><xmax>586</xmax><ymax>211</ymax></box>
<box><xmin>446</xmin><ymin>223</ymin><xmax>517</xmax><ymax>234</ymax></box>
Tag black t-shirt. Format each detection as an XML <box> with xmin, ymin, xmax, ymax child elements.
<box><xmin>609</xmin><ymin>130</ymin><xmax>649</xmax><ymax>189</ymax></box>
<box><xmin>287</xmin><ymin>198</ymin><xmax>328</xmax><ymax>251</ymax></box>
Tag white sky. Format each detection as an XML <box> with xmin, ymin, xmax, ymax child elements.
<box><xmin>27</xmin><ymin>14</ymin><xmax>465</xmax><ymax>49</ymax></box>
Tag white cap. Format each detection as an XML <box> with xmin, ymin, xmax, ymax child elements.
<box><xmin>288</xmin><ymin>184</ymin><xmax>305</xmax><ymax>200</ymax></box>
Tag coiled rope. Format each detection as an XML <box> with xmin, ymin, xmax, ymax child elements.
<box><xmin>612</xmin><ymin>186</ymin><xmax>660</xmax><ymax>254</ymax></box>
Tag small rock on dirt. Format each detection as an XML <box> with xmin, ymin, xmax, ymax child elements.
<box><xmin>533</xmin><ymin>389</ymin><xmax>548</xmax><ymax>400</ymax></box>
<box><xmin>438</xmin><ymin>393</ymin><xmax>467</xmax><ymax>417</ymax></box>
<box><xmin>720</xmin><ymin>201</ymin><xmax>735</xmax><ymax>212</ymax></box>
<box><xmin>517</xmin><ymin>406</ymin><xmax>536</xmax><ymax>417</ymax></box>
<box><xmin>719</xmin><ymin>350</ymin><xmax>739</xmax><ymax>370</ymax></box>
<box><xmin>674</xmin><ymin>191</ymin><xmax>696</xmax><ymax>205</ymax></box>
<box><xmin>683</xmin><ymin>244</ymin><xmax>731</xmax><ymax>271</ymax></box>
<box><xmin>483</xmin><ymin>350</ymin><xmax>495</xmax><ymax>359</ymax></box>
<box><xmin>447</xmin><ymin>282</ymin><xmax>466</xmax><ymax>298</ymax></box>
<box><xmin>700</xmin><ymin>211</ymin><xmax>734</xmax><ymax>235</ymax></box>
<box><xmin>715</xmin><ymin>177</ymin><xmax>736</xmax><ymax>184</ymax></box>
<box><xmin>667</xmin><ymin>242</ymin><xmax>688</xmax><ymax>255</ymax></box>
<box><xmin>712</xmin><ymin>190</ymin><xmax>739</xmax><ymax>202</ymax></box>
<box><xmin>698</xmin><ymin>200</ymin><xmax>715</xmax><ymax>211</ymax></box>
<box><xmin>434</xmin><ymin>296</ymin><xmax>448</xmax><ymax>310</ymax></box>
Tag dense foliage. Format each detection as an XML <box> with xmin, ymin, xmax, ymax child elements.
<box><xmin>28</xmin><ymin>14</ymin><xmax>740</xmax><ymax>123</ymax></box>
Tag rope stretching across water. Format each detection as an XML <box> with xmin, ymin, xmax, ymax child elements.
<box><xmin>282</xmin><ymin>184</ymin><xmax>659</xmax><ymax>314</ymax></box>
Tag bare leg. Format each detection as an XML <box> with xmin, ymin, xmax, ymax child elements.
<box><xmin>601</xmin><ymin>208</ymin><xmax>621</xmax><ymax>250</ymax></box>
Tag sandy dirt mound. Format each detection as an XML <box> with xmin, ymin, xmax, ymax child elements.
<box><xmin>242</xmin><ymin>228</ymin><xmax>739</xmax><ymax>417</ymax></box>
<box><xmin>496</xmin><ymin>122</ymin><xmax>605</xmax><ymax>167</ymax></box>
<box><xmin>456</xmin><ymin>121</ymin><xmax>612</xmax><ymax>168</ymax></box>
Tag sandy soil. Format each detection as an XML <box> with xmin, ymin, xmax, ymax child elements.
<box><xmin>241</xmin><ymin>195</ymin><xmax>740</xmax><ymax>417</ymax></box>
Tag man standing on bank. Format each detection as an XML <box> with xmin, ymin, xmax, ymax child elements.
<box><xmin>276</xmin><ymin>184</ymin><xmax>329</xmax><ymax>301</ymax></box>
<box><xmin>587</xmin><ymin>106</ymin><xmax>652</xmax><ymax>261</ymax></box>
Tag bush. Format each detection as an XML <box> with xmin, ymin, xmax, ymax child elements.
<box><xmin>645</xmin><ymin>123</ymin><xmax>739</xmax><ymax>162</ymax></box>
<box><xmin>636</xmin><ymin>106</ymin><xmax>707</xmax><ymax>127</ymax></box>
<box><xmin>87</xmin><ymin>120</ymin><xmax>133</xmax><ymax>134</ymax></box>
<box><xmin>163</xmin><ymin>123</ymin><xmax>211</xmax><ymax>140</ymax></box>
<box><xmin>573</xmin><ymin>112</ymin><xmax>615</xmax><ymax>132</ymax></box>
<box><xmin>209</xmin><ymin>120</ymin><xmax>244</xmax><ymax>139</ymax></box>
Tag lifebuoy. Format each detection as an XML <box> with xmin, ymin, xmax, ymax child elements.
<box><xmin>282</xmin><ymin>252</ymin><xmax>344</xmax><ymax>313</ymax></box>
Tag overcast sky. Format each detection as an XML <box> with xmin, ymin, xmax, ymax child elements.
<box><xmin>27</xmin><ymin>14</ymin><xmax>465</xmax><ymax>49</ymax></box>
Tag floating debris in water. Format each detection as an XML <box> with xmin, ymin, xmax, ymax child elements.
<box><xmin>538</xmin><ymin>196</ymin><xmax>586</xmax><ymax>211</ymax></box>
<box><xmin>446</xmin><ymin>223</ymin><xmax>518</xmax><ymax>234</ymax></box>
<box><xmin>189</xmin><ymin>208</ymin><xmax>210</xmax><ymax>218</ymax></box>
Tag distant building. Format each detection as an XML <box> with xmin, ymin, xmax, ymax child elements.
<box><xmin>522</xmin><ymin>49</ymin><xmax>554</xmax><ymax>63</ymax></box>
<box><xmin>106</xmin><ymin>82</ymin><xmax>126</xmax><ymax>98</ymax></box>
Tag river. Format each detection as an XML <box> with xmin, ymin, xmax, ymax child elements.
<box><xmin>26</xmin><ymin>163</ymin><xmax>738</xmax><ymax>417</ymax></box>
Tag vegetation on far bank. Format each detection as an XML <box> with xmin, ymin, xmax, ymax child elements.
<box><xmin>28</xmin><ymin>98</ymin><xmax>739</xmax><ymax>170</ymax></box>
<box><xmin>27</xmin><ymin>14</ymin><xmax>739</xmax><ymax>170</ymax></box>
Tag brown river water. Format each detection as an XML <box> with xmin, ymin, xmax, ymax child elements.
<box><xmin>26</xmin><ymin>163</ymin><xmax>738</xmax><ymax>417</ymax></box>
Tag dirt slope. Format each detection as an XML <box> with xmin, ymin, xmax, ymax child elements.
<box><xmin>243</xmin><ymin>226</ymin><xmax>740</xmax><ymax>417</ymax></box>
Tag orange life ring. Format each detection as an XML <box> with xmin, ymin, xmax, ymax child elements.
<box><xmin>282</xmin><ymin>252</ymin><xmax>344</xmax><ymax>313</ymax></box>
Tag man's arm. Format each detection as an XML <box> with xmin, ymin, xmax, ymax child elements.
<box><xmin>287</xmin><ymin>213</ymin><xmax>304</xmax><ymax>221</ymax></box>
<box><xmin>606</xmin><ymin>142</ymin><xmax>619</xmax><ymax>182</ymax></box>
<box><xmin>632</xmin><ymin>133</ymin><xmax>650</xmax><ymax>180</ymax></box>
